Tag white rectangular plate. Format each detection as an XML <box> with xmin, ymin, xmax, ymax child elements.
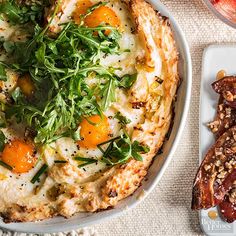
<box><xmin>200</xmin><ymin>44</ymin><xmax>236</xmax><ymax>236</ymax></box>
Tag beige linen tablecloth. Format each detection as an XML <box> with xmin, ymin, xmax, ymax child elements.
<box><xmin>2</xmin><ymin>1</ymin><xmax>236</xmax><ymax>236</ymax></box>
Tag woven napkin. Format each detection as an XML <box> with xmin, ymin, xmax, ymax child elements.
<box><xmin>2</xmin><ymin>0</ymin><xmax>236</xmax><ymax>235</ymax></box>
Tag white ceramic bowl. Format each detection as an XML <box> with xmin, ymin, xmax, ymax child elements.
<box><xmin>0</xmin><ymin>0</ymin><xmax>192</xmax><ymax>233</ymax></box>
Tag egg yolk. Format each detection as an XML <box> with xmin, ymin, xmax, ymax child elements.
<box><xmin>84</xmin><ymin>6</ymin><xmax>120</xmax><ymax>35</ymax></box>
<box><xmin>18</xmin><ymin>74</ymin><xmax>35</xmax><ymax>97</ymax></box>
<box><xmin>73</xmin><ymin>0</ymin><xmax>93</xmax><ymax>24</ymax></box>
<box><xmin>78</xmin><ymin>115</ymin><xmax>111</xmax><ymax>149</ymax></box>
<box><xmin>1</xmin><ymin>140</ymin><xmax>36</xmax><ymax>173</ymax></box>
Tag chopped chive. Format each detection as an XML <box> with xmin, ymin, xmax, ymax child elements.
<box><xmin>0</xmin><ymin>160</ymin><xmax>13</xmax><ymax>170</ymax></box>
<box><xmin>31</xmin><ymin>164</ymin><xmax>48</xmax><ymax>184</ymax></box>
<box><xmin>97</xmin><ymin>145</ymin><xmax>105</xmax><ymax>154</ymax></box>
<box><xmin>54</xmin><ymin>160</ymin><xmax>67</xmax><ymax>163</ymax></box>
<box><xmin>78</xmin><ymin>161</ymin><xmax>97</xmax><ymax>168</ymax></box>
<box><xmin>97</xmin><ymin>136</ymin><xmax>120</xmax><ymax>153</ymax></box>
<box><xmin>74</xmin><ymin>156</ymin><xmax>96</xmax><ymax>162</ymax></box>
<box><xmin>74</xmin><ymin>156</ymin><xmax>97</xmax><ymax>168</ymax></box>
<box><xmin>103</xmin><ymin>141</ymin><xmax>113</xmax><ymax>157</ymax></box>
<box><xmin>97</xmin><ymin>137</ymin><xmax>120</xmax><ymax>147</ymax></box>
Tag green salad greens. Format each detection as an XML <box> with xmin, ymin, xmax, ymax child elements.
<box><xmin>0</xmin><ymin>0</ymin><xmax>149</xmax><ymax>166</ymax></box>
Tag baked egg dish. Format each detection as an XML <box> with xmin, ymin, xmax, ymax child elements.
<box><xmin>0</xmin><ymin>0</ymin><xmax>179</xmax><ymax>222</ymax></box>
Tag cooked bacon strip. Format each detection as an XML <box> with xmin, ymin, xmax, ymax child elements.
<box><xmin>208</xmin><ymin>77</ymin><xmax>236</xmax><ymax>137</ymax></box>
<box><xmin>215</xmin><ymin>169</ymin><xmax>236</xmax><ymax>203</ymax></box>
<box><xmin>212</xmin><ymin>76</ymin><xmax>236</xmax><ymax>101</ymax></box>
<box><xmin>193</xmin><ymin>77</ymin><xmax>236</xmax><ymax>222</ymax></box>
<box><xmin>219</xmin><ymin>196</ymin><xmax>236</xmax><ymax>223</ymax></box>
<box><xmin>192</xmin><ymin>126</ymin><xmax>236</xmax><ymax>210</ymax></box>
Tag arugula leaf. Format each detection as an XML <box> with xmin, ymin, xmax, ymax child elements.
<box><xmin>71</xmin><ymin>127</ymin><xmax>81</xmax><ymax>141</ymax></box>
<box><xmin>0</xmin><ymin>64</ymin><xmax>7</xmax><ymax>81</ymax></box>
<box><xmin>131</xmin><ymin>141</ymin><xmax>150</xmax><ymax>161</ymax></box>
<box><xmin>0</xmin><ymin>113</ymin><xmax>6</xmax><ymax>128</ymax></box>
<box><xmin>11</xmin><ymin>87</ymin><xmax>22</xmax><ymax>102</ymax></box>
<box><xmin>0</xmin><ymin>0</ymin><xmax>127</xmax><ymax>146</ymax></box>
<box><xmin>119</xmin><ymin>74</ymin><xmax>137</xmax><ymax>89</ymax></box>
<box><xmin>0</xmin><ymin>130</ymin><xmax>6</xmax><ymax>152</ymax></box>
<box><xmin>0</xmin><ymin>1</ymin><xmax>22</xmax><ymax>24</ymax></box>
<box><xmin>97</xmin><ymin>133</ymin><xmax>150</xmax><ymax>165</ymax></box>
<box><xmin>0</xmin><ymin>0</ymin><xmax>46</xmax><ymax>25</ymax></box>
<box><xmin>100</xmin><ymin>78</ymin><xmax>117</xmax><ymax>110</ymax></box>
<box><xmin>35</xmin><ymin>42</ymin><xmax>46</xmax><ymax>64</ymax></box>
<box><xmin>3</xmin><ymin>41</ymin><xmax>15</xmax><ymax>53</ymax></box>
<box><xmin>114</xmin><ymin>112</ymin><xmax>131</xmax><ymax>126</ymax></box>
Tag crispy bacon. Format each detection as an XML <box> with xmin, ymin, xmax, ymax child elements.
<box><xmin>192</xmin><ymin>126</ymin><xmax>236</xmax><ymax>210</ymax></box>
<box><xmin>212</xmin><ymin>76</ymin><xmax>236</xmax><ymax>99</ymax></box>
<box><xmin>219</xmin><ymin>196</ymin><xmax>236</xmax><ymax>223</ymax></box>
<box><xmin>193</xmin><ymin>76</ymin><xmax>236</xmax><ymax>222</ymax></box>
<box><xmin>215</xmin><ymin>99</ymin><xmax>236</xmax><ymax>138</ymax></box>
<box><xmin>209</xmin><ymin>76</ymin><xmax>236</xmax><ymax>137</ymax></box>
<box><xmin>215</xmin><ymin>169</ymin><xmax>236</xmax><ymax>203</ymax></box>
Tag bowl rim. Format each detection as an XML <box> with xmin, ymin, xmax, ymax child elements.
<box><xmin>202</xmin><ymin>0</ymin><xmax>236</xmax><ymax>29</ymax></box>
<box><xmin>0</xmin><ymin>0</ymin><xmax>192</xmax><ymax>233</ymax></box>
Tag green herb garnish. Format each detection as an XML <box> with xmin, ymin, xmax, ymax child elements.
<box><xmin>0</xmin><ymin>160</ymin><xmax>13</xmax><ymax>171</ymax></box>
<box><xmin>0</xmin><ymin>115</ymin><xmax>6</xmax><ymax>128</ymax></box>
<box><xmin>119</xmin><ymin>74</ymin><xmax>137</xmax><ymax>89</ymax></box>
<box><xmin>0</xmin><ymin>64</ymin><xmax>7</xmax><ymax>81</ymax></box>
<box><xmin>0</xmin><ymin>1</ymin><xmax>144</xmax><ymax>169</ymax></box>
<box><xmin>3</xmin><ymin>22</ymin><xmax>122</xmax><ymax>144</ymax></box>
<box><xmin>114</xmin><ymin>112</ymin><xmax>131</xmax><ymax>126</ymax></box>
<box><xmin>74</xmin><ymin>156</ymin><xmax>97</xmax><ymax>168</ymax></box>
<box><xmin>0</xmin><ymin>130</ymin><xmax>6</xmax><ymax>152</ymax></box>
<box><xmin>0</xmin><ymin>0</ymin><xmax>47</xmax><ymax>25</ymax></box>
<box><xmin>31</xmin><ymin>164</ymin><xmax>48</xmax><ymax>184</ymax></box>
<box><xmin>54</xmin><ymin>160</ymin><xmax>68</xmax><ymax>164</ymax></box>
<box><xmin>1</xmin><ymin>1</ymin><xmax>125</xmax><ymax>144</ymax></box>
<box><xmin>97</xmin><ymin>133</ymin><xmax>150</xmax><ymax>165</ymax></box>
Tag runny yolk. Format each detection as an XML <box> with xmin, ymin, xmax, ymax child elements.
<box><xmin>18</xmin><ymin>74</ymin><xmax>35</xmax><ymax>97</ymax></box>
<box><xmin>84</xmin><ymin>6</ymin><xmax>120</xmax><ymax>35</ymax></box>
<box><xmin>73</xmin><ymin>0</ymin><xmax>93</xmax><ymax>24</ymax></box>
<box><xmin>1</xmin><ymin>140</ymin><xmax>36</xmax><ymax>173</ymax></box>
<box><xmin>78</xmin><ymin>115</ymin><xmax>111</xmax><ymax>149</ymax></box>
<box><xmin>73</xmin><ymin>1</ymin><xmax>120</xmax><ymax>35</ymax></box>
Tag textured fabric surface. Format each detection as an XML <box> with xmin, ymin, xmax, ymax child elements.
<box><xmin>2</xmin><ymin>0</ymin><xmax>236</xmax><ymax>236</ymax></box>
<box><xmin>0</xmin><ymin>229</ymin><xmax>97</xmax><ymax>236</ymax></box>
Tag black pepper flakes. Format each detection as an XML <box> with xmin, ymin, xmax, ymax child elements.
<box><xmin>109</xmin><ymin>190</ymin><xmax>118</xmax><ymax>198</ymax></box>
<box><xmin>131</xmin><ymin>102</ymin><xmax>146</xmax><ymax>109</ymax></box>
